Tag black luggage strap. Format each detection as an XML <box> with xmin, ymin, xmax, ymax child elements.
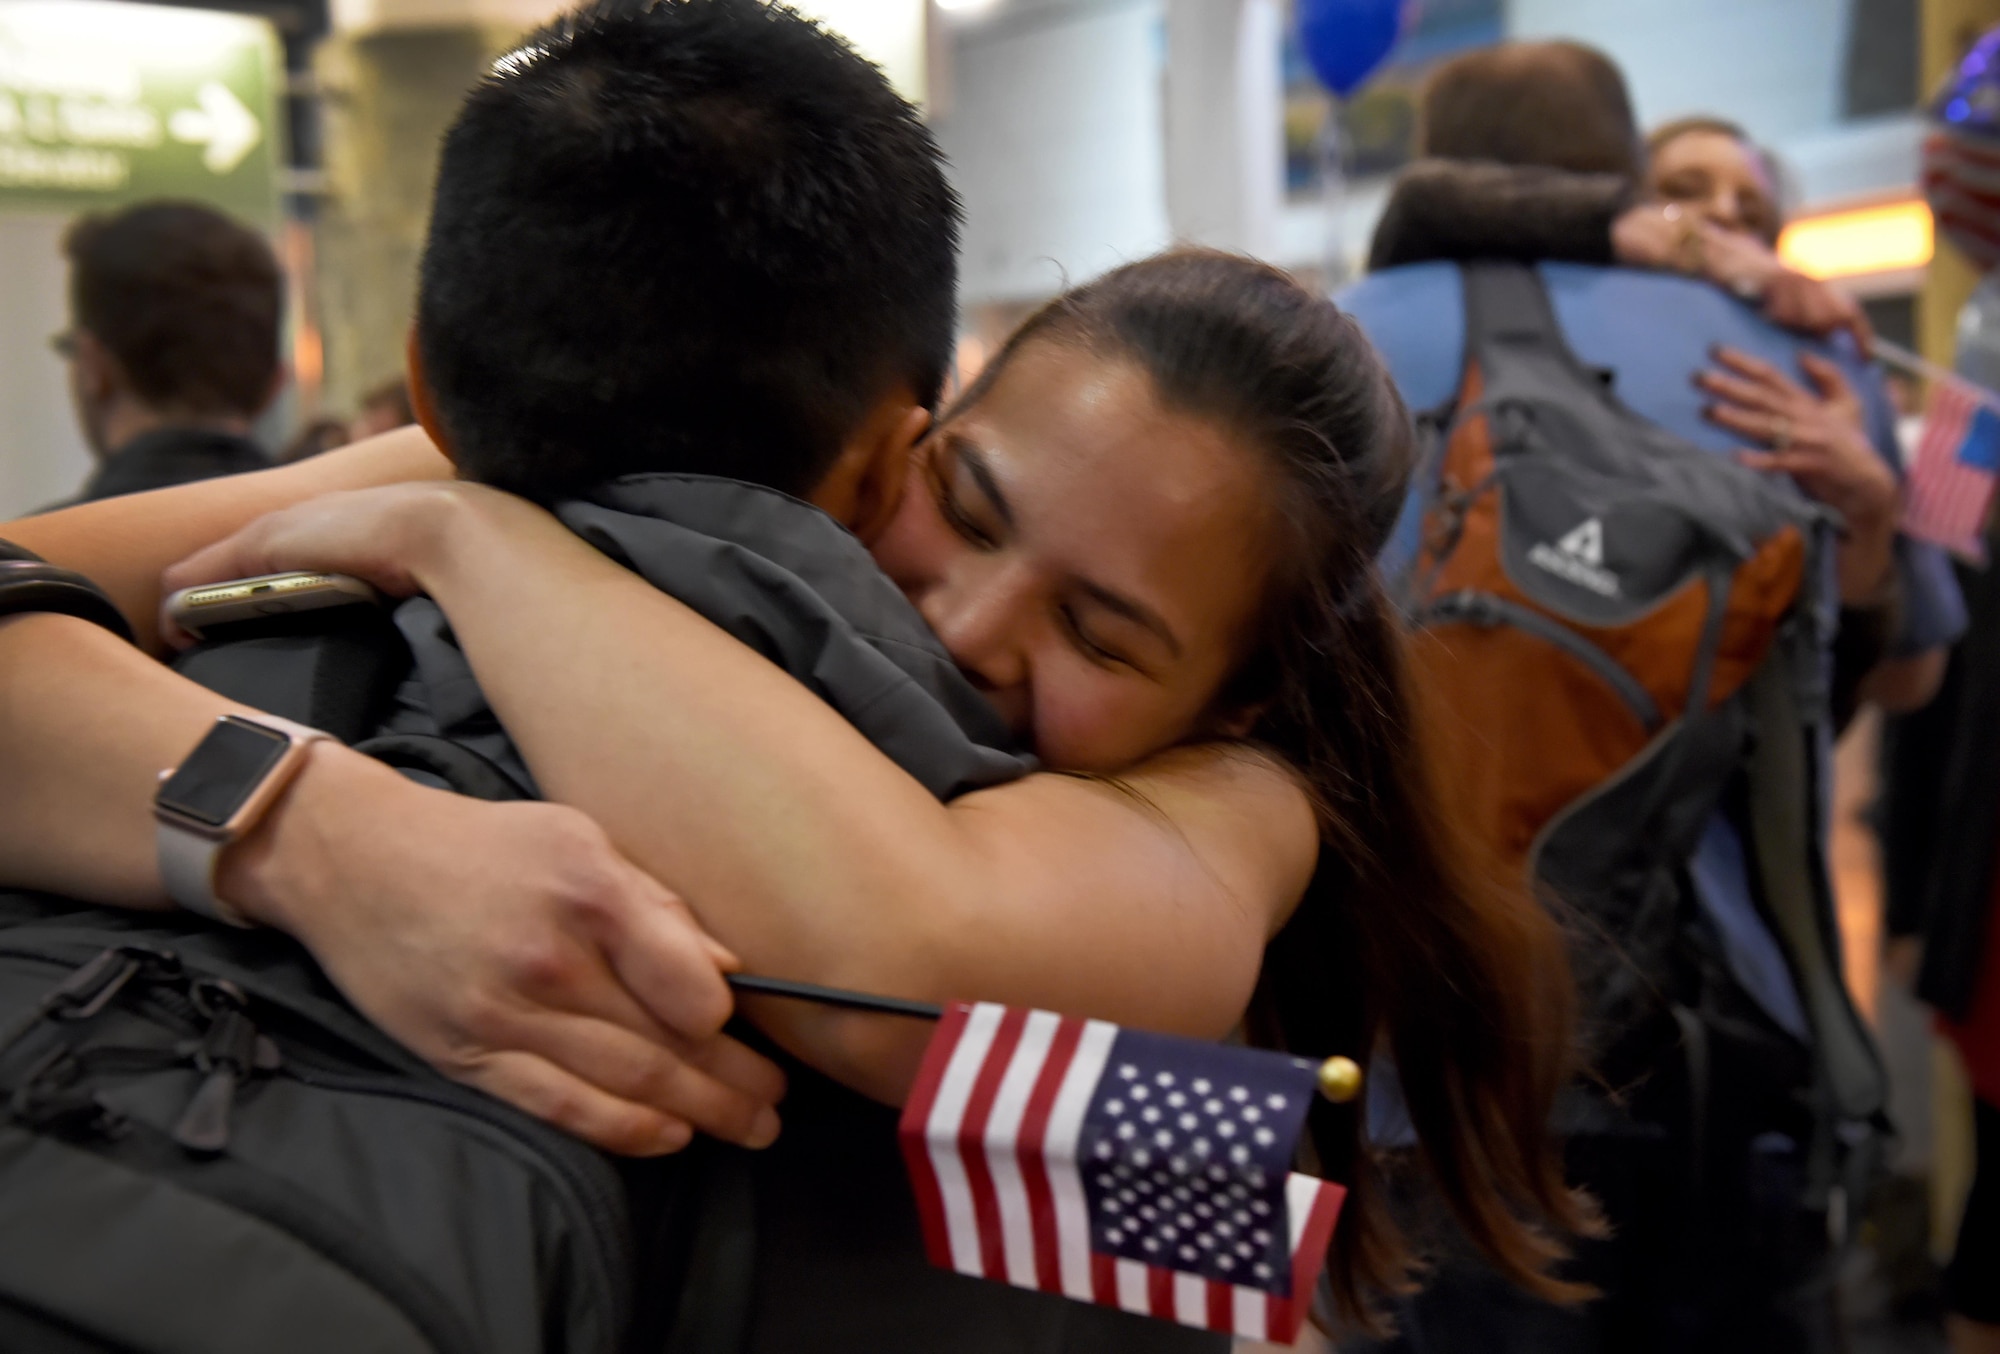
<box><xmin>172</xmin><ymin>608</ymin><xmax>412</xmax><ymax>746</ymax></box>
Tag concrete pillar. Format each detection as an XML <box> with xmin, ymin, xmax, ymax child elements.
<box><xmin>310</xmin><ymin>30</ymin><xmax>505</xmax><ymax>416</ymax></box>
<box><xmin>310</xmin><ymin>2</ymin><xmax>553</xmax><ymax>416</ymax></box>
<box><xmin>1163</xmin><ymin>0</ymin><xmax>1284</xmax><ymax>259</ymax></box>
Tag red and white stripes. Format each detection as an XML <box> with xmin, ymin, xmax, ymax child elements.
<box><xmin>899</xmin><ymin>1002</ymin><xmax>1346</xmax><ymax>1344</ymax></box>
<box><xmin>1905</xmin><ymin>379</ymin><xmax>1998</xmax><ymax>561</ymax></box>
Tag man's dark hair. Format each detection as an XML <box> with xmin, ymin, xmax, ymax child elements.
<box><xmin>64</xmin><ymin>200</ymin><xmax>282</xmax><ymax>418</ymax></box>
<box><xmin>418</xmin><ymin>0</ymin><xmax>961</xmax><ymax>505</ymax></box>
<box><xmin>1420</xmin><ymin>41</ymin><xmax>1641</xmax><ymax>179</ymax></box>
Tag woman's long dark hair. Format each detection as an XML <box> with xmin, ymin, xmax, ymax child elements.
<box><xmin>954</xmin><ymin>251</ymin><xmax>1592</xmax><ymax>1322</ymax></box>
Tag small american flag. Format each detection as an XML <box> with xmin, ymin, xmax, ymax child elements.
<box><xmin>1904</xmin><ymin>375</ymin><xmax>2000</xmax><ymax>563</ymax></box>
<box><xmin>899</xmin><ymin>1002</ymin><xmax>1346</xmax><ymax>1344</ymax></box>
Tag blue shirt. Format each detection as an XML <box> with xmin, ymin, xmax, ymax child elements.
<box><xmin>1340</xmin><ymin>262</ymin><xmax>1968</xmax><ymax>1038</ymax></box>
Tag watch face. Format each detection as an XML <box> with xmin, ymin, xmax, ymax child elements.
<box><xmin>158</xmin><ymin>717</ymin><xmax>292</xmax><ymax>828</ymax></box>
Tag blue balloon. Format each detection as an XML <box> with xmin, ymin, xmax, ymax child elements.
<box><xmin>1297</xmin><ymin>0</ymin><xmax>1405</xmax><ymax>99</ymax></box>
<box><xmin>1932</xmin><ymin>23</ymin><xmax>2000</xmax><ymax>140</ymax></box>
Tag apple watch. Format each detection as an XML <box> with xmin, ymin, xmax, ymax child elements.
<box><xmin>155</xmin><ymin>714</ymin><xmax>331</xmax><ymax>926</ymax></box>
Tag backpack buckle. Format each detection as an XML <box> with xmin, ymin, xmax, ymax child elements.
<box><xmin>7</xmin><ymin>1044</ymin><xmax>126</xmax><ymax>1140</ymax></box>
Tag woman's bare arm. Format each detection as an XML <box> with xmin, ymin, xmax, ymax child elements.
<box><xmin>173</xmin><ymin>484</ymin><xmax>1321</xmax><ymax>1104</ymax></box>
<box><xmin>5</xmin><ymin>426</ymin><xmax>448</xmax><ymax>646</ymax></box>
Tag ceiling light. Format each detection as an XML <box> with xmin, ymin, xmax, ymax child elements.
<box><xmin>1778</xmin><ymin>199</ymin><xmax>1934</xmax><ymax>280</ymax></box>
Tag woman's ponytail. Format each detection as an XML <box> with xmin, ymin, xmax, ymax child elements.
<box><xmin>1257</xmin><ymin>579</ymin><xmax>1591</xmax><ymax>1320</ymax></box>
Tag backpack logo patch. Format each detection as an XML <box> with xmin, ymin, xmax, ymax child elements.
<box><xmin>1528</xmin><ymin>517</ymin><xmax>1621</xmax><ymax>596</ymax></box>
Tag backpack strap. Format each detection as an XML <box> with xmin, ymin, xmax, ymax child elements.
<box><xmin>1459</xmin><ymin>262</ymin><xmax>1599</xmax><ymax>382</ymax></box>
<box><xmin>1741</xmin><ymin>656</ymin><xmax>1886</xmax><ymax>1128</ymax></box>
<box><xmin>171</xmin><ymin>609</ymin><xmax>412</xmax><ymax>747</ymax></box>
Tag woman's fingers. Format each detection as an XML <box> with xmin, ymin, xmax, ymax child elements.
<box><xmin>1797</xmin><ymin>350</ymin><xmax>1857</xmax><ymax>403</ymax></box>
<box><xmin>1708</xmin><ymin>346</ymin><xmax>1787</xmax><ymax>387</ymax></box>
<box><xmin>457</xmin><ymin>1048</ymin><xmax>695</xmax><ymax>1157</ymax></box>
<box><xmin>1735</xmin><ymin>448</ymin><xmax>1821</xmax><ymax>477</ymax></box>
<box><xmin>481</xmin><ymin>1009</ymin><xmax>782</xmax><ymax>1151</ymax></box>
<box><xmin>1696</xmin><ymin>367</ymin><xmax>1790</xmax><ymax>415</ymax></box>
<box><xmin>1760</xmin><ymin>271</ymin><xmax>1874</xmax><ymax>353</ymax></box>
<box><xmin>1707</xmin><ymin>401</ymin><xmax>1797</xmax><ymax>443</ymax></box>
<box><xmin>158</xmin><ymin>483</ymin><xmax>468</xmax><ymax>604</ymax></box>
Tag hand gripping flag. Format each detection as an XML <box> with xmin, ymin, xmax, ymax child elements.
<box><xmin>899</xmin><ymin>1002</ymin><xmax>1346</xmax><ymax>1343</ymax></box>
<box><xmin>1904</xmin><ymin>375</ymin><xmax>2000</xmax><ymax>563</ymax></box>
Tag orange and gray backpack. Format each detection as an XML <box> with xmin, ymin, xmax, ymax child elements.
<box><xmin>1398</xmin><ymin>265</ymin><xmax>1884</xmax><ymax>1186</ymax></box>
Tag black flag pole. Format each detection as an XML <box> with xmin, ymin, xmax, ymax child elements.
<box><xmin>726</xmin><ymin>972</ymin><xmax>943</xmax><ymax>1020</ymax></box>
<box><xmin>721</xmin><ymin>974</ymin><xmax>1364</xmax><ymax>1103</ymax></box>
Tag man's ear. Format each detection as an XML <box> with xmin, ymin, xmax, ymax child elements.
<box><xmin>70</xmin><ymin>330</ymin><xmax>119</xmax><ymax>405</ymax></box>
<box><xmin>404</xmin><ymin>329</ymin><xmax>458</xmax><ymax>467</ymax></box>
<box><xmin>810</xmin><ymin>392</ymin><xmax>930</xmax><ymax>542</ymax></box>
<box><xmin>851</xmin><ymin>403</ymin><xmax>930</xmax><ymax>544</ymax></box>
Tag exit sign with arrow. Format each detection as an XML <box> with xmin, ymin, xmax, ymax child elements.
<box><xmin>0</xmin><ymin>0</ymin><xmax>280</xmax><ymax>223</ymax></box>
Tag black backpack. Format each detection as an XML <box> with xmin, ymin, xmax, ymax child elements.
<box><xmin>0</xmin><ymin>893</ymin><xmax>634</xmax><ymax>1353</ymax></box>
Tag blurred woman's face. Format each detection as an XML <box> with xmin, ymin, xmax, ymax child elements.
<box><xmin>1647</xmin><ymin>129</ymin><xmax>1783</xmax><ymax>244</ymax></box>
<box><xmin>868</xmin><ymin>340</ymin><xmax>1275</xmax><ymax>773</ymax></box>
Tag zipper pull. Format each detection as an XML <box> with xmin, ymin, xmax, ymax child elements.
<box><xmin>172</xmin><ymin>1003</ymin><xmax>262</xmax><ymax>1155</ymax></box>
<box><xmin>173</xmin><ymin>1065</ymin><xmax>237</xmax><ymax>1154</ymax></box>
<box><xmin>0</xmin><ymin>945</ymin><xmax>180</xmax><ymax>1062</ymax></box>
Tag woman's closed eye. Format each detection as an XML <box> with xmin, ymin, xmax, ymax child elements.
<box><xmin>933</xmin><ymin>436</ymin><xmax>1007</xmax><ymax>550</ymax></box>
<box><xmin>1059</xmin><ymin>601</ymin><xmax>1136</xmax><ymax>670</ymax></box>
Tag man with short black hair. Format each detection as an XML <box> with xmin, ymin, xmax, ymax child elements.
<box><xmin>57</xmin><ymin>200</ymin><xmax>282</xmax><ymax>503</ymax></box>
<box><xmin>413</xmin><ymin>0</ymin><xmax>958</xmax><ymax>507</ymax></box>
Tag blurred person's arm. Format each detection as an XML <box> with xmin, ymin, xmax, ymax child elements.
<box><xmin>160</xmin><ymin>482</ymin><xmax>1320</xmax><ymax>1108</ymax></box>
<box><xmin>1863</xmin><ymin>539</ymin><xmax>1958</xmax><ymax>713</ymax></box>
<box><xmin>1368</xmin><ymin>159</ymin><xmax>1630</xmax><ymax>271</ymax></box>
<box><xmin>5</xmin><ymin>424</ymin><xmax>449</xmax><ymax>648</ymax></box>
<box><xmin>1369</xmin><ymin>159</ymin><xmax>1871</xmax><ymax>350</ymax></box>
<box><xmin>1861</xmin><ymin>649</ymin><xmax>1947</xmax><ymax>712</ymax></box>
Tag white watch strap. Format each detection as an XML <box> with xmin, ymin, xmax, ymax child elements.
<box><xmin>156</xmin><ymin>714</ymin><xmax>329</xmax><ymax>927</ymax></box>
<box><xmin>158</xmin><ymin>821</ymin><xmax>241</xmax><ymax>926</ymax></box>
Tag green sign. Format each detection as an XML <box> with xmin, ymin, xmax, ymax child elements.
<box><xmin>0</xmin><ymin>1</ymin><xmax>280</xmax><ymax>223</ymax></box>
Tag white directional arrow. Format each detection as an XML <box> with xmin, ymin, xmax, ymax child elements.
<box><xmin>169</xmin><ymin>81</ymin><xmax>261</xmax><ymax>175</ymax></box>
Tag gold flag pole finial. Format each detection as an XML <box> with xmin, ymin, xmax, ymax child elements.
<box><xmin>1316</xmin><ymin>1056</ymin><xmax>1364</xmax><ymax>1104</ymax></box>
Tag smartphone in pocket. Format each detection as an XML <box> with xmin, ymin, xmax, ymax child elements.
<box><xmin>166</xmin><ymin>572</ymin><xmax>382</xmax><ymax>640</ymax></box>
